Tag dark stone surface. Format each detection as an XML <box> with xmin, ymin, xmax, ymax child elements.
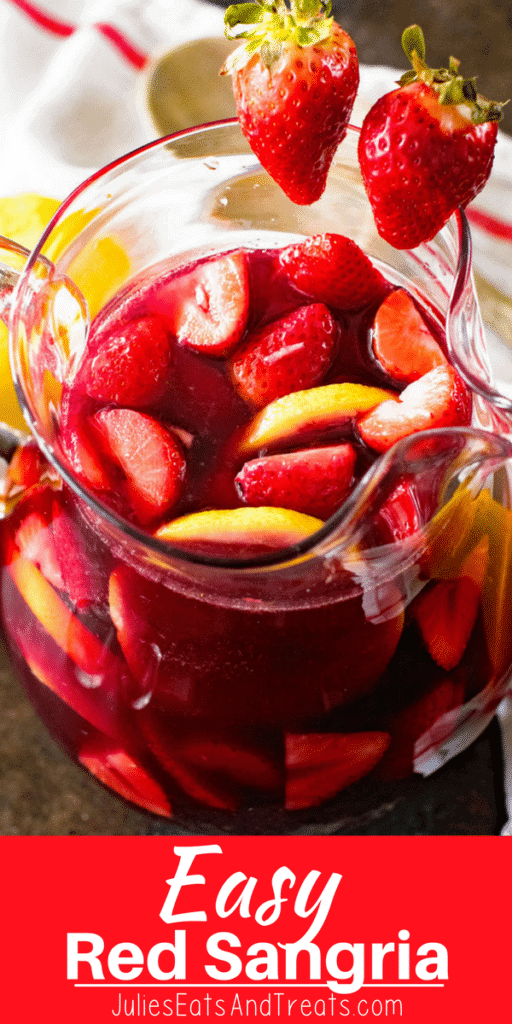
<box><xmin>1</xmin><ymin>1</ymin><xmax>510</xmax><ymax>836</ymax></box>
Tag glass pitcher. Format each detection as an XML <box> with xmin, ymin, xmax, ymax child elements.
<box><xmin>1</xmin><ymin>121</ymin><xmax>512</xmax><ymax>834</ymax></box>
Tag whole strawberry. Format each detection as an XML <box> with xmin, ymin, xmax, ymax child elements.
<box><xmin>222</xmin><ymin>1</ymin><xmax>359</xmax><ymax>205</ymax></box>
<box><xmin>358</xmin><ymin>25</ymin><xmax>504</xmax><ymax>249</ymax></box>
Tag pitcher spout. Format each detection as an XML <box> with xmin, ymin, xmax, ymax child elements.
<box><xmin>315</xmin><ymin>426</ymin><xmax>512</xmax><ymax>565</ymax></box>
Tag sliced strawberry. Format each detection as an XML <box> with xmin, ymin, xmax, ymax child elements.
<box><xmin>154</xmin><ymin>251</ymin><xmax>249</xmax><ymax>356</ymax></box>
<box><xmin>160</xmin><ymin>753</ymin><xmax>238</xmax><ymax>810</ymax></box>
<box><xmin>279</xmin><ymin>234</ymin><xmax>388</xmax><ymax>311</ymax></box>
<box><xmin>90</xmin><ymin>408</ymin><xmax>186</xmax><ymax>524</ymax></box>
<box><xmin>64</xmin><ymin>423</ymin><xmax>113</xmax><ymax>491</ymax></box>
<box><xmin>371</xmin><ymin>289</ymin><xmax>447</xmax><ymax>382</ymax></box>
<box><xmin>8</xmin><ymin>550</ymin><xmax>116</xmax><ymax>676</ymax></box>
<box><xmin>285</xmin><ymin>732</ymin><xmax>391</xmax><ymax>810</ymax></box>
<box><xmin>375</xmin><ymin>479</ymin><xmax>423</xmax><ymax>543</ymax></box>
<box><xmin>413</xmin><ymin>536</ymin><xmax>488</xmax><ymax>670</ymax></box>
<box><xmin>181</xmin><ymin>738</ymin><xmax>281</xmax><ymax>793</ymax></box>
<box><xmin>14</xmin><ymin>510</ymin><xmax>64</xmax><ymax>589</ymax></box>
<box><xmin>7</xmin><ymin>440</ymin><xmax>45</xmax><ymax>489</ymax></box>
<box><xmin>231</xmin><ymin>302</ymin><xmax>338</xmax><ymax>408</ymax></box>
<box><xmin>60</xmin><ymin>390</ymin><xmax>112</xmax><ymax>492</ymax></box>
<box><xmin>6</xmin><ymin>611</ymin><xmax>120</xmax><ymax>739</ymax></box>
<box><xmin>358</xmin><ymin>364</ymin><xmax>472</xmax><ymax>453</ymax></box>
<box><xmin>12</xmin><ymin>485</ymin><xmax>105</xmax><ymax>609</ymax></box>
<box><xmin>76</xmin><ymin>315</ymin><xmax>172</xmax><ymax>407</ymax></box>
<box><xmin>376</xmin><ymin>677</ymin><xmax>466</xmax><ymax>780</ymax></box>
<box><xmin>79</xmin><ymin>740</ymin><xmax>172</xmax><ymax>818</ymax></box>
<box><xmin>235</xmin><ymin>444</ymin><xmax>356</xmax><ymax>520</ymax></box>
<box><xmin>136</xmin><ymin>717</ymin><xmax>239</xmax><ymax>811</ymax></box>
<box><xmin>51</xmin><ymin>502</ymin><xmax>105</xmax><ymax>608</ymax></box>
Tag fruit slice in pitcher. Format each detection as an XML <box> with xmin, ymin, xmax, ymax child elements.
<box><xmin>3</xmin><ymin>553</ymin><xmax>123</xmax><ymax>738</ymax></box>
<box><xmin>413</xmin><ymin>535</ymin><xmax>488</xmax><ymax>670</ymax></box>
<box><xmin>14</xmin><ymin>509</ymin><xmax>64</xmax><ymax>590</ymax></box>
<box><xmin>12</xmin><ymin>489</ymin><xmax>106</xmax><ymax>609</ymax></box>
<box><xmin>51</xmin><ymin>502</ymin><xmax>106</xmax><ymax>608</ymax></box>
<box><xmin>235</xmin><ymin>444</ymin><xmax>356</xmax><ymax>519</ymax></box>
<box><xmin>181</xmin><ymin>737</ymin><xmax>282</xmax><ymax>793</ymax></box>
<box><xmin>376</xmin><ymin>677</ymin><xmax>466</xmax><ymax>780</ymax></box>
<box><xmin>90</xmin><ymin>408</ymin><xmax>187</xmax><ymax>524</ymax></box>
<box><xmin>155</xmin><ymin>506</ymin><xmax>324</xmax><ymax>554</ymax></box>
<box><xmin>7</xmin><ymin>607</ymin><xmax>120</xmax><ymax>738</ymax></box>
<box><xmin>79</xmin><ymin>739</ymin><xmax>172</xmax><ymax>817</ymax></box>
<box><xmin>371</xmin><ymin>288</ymin><xmax>447</xmax><ymax>382</ymax></box>
<box><xmin>279</xmin><ymin>233</ymin><xmax>388</xmax><ymax>311</ymax></box>
<box><xmin>359</xmin><ymin>364</ymin><xmax>472</xmax><ymax>453</ymax></box>
<box><xmin>136</xmin><ymin>729</ymin><xmax>239</xmax><ymax>811</ymax></box>
<box><xmin>7</xmin><ymin>440</ymin><xmax>46</xmax><ymax>489</ymax></box>
<box><xmin>153</xmin><ymin>251</ymin><xmax>250</xmax><ymax>356</ymax></box>
<box><xmin>138</xmin><ymin>720</ymin><xmax>282</xmax><ymax>810</ymax></box>
<box><xmin>231</xmin><ymin>302</ymin><xmax>338</xmax><ymax>407</ymax></box>
<box><xmin>242</xmin><ymin>382</ymin><xmax>395</xmax><ymax>453</ymax></box>
<box><xmin>8</xmin><ymin>550</ymin><xmax>117</xmax><ymax>677</ymax></box>
<box><xmin>77</xmin><ymin>314</ymin><xmax>173</xmax><ymax>407</ymax></box>
<box><xmin>285</xmin><ymin>731</ymin><xmax>391</xmax><ymax>810</ymax></box>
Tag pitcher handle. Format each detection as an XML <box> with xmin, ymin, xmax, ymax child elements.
<box><xmin>0</xmin><ymin>235</ymin><xmax>32</xmax><ymax>324</ymax></box>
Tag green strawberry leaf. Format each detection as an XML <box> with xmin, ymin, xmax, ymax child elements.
<box><xmin>398</xmin><ymin>68</ymin><xmax>418</xmax><ymax>87</ymax></box>
<box><xmin>223</xmin><ymin>0</ymin><xmax>333</xmax><ymax>58</ymax></box>
<box><xmin>398</xmin><ymin>22</ymin><xmax>505</xmax><ymax>123</ymax></box>
<box><xmin>293</xmin><ymin>0</ymin><xmax>332</xmax><ymax>19</ymax></box>
<box><xmin>402</xmin><ymin>24</ymin><xmax>426</xmax><ymax>63</ymax></box>
<box><xmin>224</xmin><ymin>4</ymin><xmax>266</xmax><ymax>37</ymax></box>
<box><xmin>438</xmin><ymin>78</ymin><xmax>467</xmax><ymax>105</ymax></box>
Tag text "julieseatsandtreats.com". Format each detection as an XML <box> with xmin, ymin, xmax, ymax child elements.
<box><xmin>108</xmin><ymin>989</ymin><xmax>404</xmax><ymax>1017</ymax></box>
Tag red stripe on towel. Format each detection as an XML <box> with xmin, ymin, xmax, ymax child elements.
<box><xmin>8</xmin><ymin>0</ymin><xmax>74</xmax><ymax>36</ymax></box>
<box><xmin>7</xmin><ymin>0</ymin><xmax>149</xmax><ymax>69</ymax></box>
<box><xmin>95</xmin><ymin>22</ymin><xmax>148</xmax><ymax>70</ymax></box>
<box><xmin>467</xmin><ymin>207</ymin><xmax>512</xmax><ymax>244</ymax></box>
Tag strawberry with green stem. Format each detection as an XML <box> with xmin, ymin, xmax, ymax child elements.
<box><xmin>358</xmin><ymin>24</ymin><xmax>505</xmax><ymax>249</ymax></box>
<box><xmin>221</xmin><ymin>1</ymin><xmax>359</xmax><ymax>204</ymax></box>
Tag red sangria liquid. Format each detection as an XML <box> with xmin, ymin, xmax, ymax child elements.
<box><xmin>2</xmin><ymin>233</ymin><xmax>510</xmax><ymax>829</ymax></box>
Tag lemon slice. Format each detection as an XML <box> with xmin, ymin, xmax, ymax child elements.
<box><xmin>43</xmin><ymin>208</ymin><xmax>131</xmax><ymax>320</ymax></box>
<box><xmin>156</xmin><ymin>506</ymin><xmax>323</xmax><ymax>549</ymax></box>
<box><xmin>0</xmin><ymin>194</ymin><xmax>61</xmax><ymax>252</ymax></box>
<box><xmin>0</xmin><ymin>194</ymin><xmax>61</xmax><ymax>431</ymax></box>
<box><xmin>242</xmin><ymin>382</ymin><xmax>395</xmax><ymax>453</ymax></box>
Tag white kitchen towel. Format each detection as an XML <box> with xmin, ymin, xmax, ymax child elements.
<box><xmin>0</xmin><ymin>0</ymin><xmax>511</xmax><ymax>833</ymax></box>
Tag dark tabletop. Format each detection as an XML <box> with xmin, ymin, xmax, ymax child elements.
<box><xmin>1</xmin><ymin>0</ymin><xmax>511</xmax><ymax>836</ymax></box>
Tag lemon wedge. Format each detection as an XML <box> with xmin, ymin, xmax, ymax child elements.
<box><xmin>242</xmin><ymin>382</ymin><xmax>395</xmax><ymax>453</ymax></box>
<box><xmin>155</xmin><ymin>506</ymin><xmax>323</xmax><ymax>549</ymax></box>
<box><xmin>0</xmin><ymin>194</ymin><xmax>61</xmax><ymax>252</ymax></box>
<box><xmin>43</xmin><ymin>208</ymin><xmax>131</xmax><ymax>320</ymax></box>
<box><xmin>0</xmin><ymin>194</ymin><xmax>61</xmax><ymax>431</ymax></box>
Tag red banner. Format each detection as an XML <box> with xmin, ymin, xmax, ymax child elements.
<box><xmin>0</xmin><ymin>837</ymin><xmax>509</xmax><ymax>1021</ymax></box>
